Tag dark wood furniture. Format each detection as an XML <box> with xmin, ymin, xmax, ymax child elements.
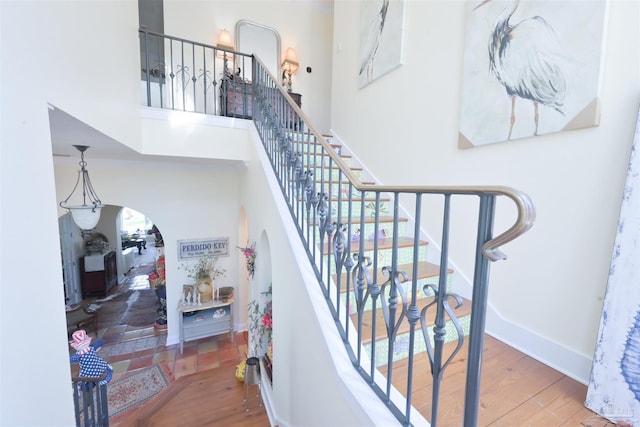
<box><xmin>287</xmin><ymin>92</ymin><xmax>302</xmax><ymax>108</ymax></box>
<box><xmin>283</xmin><ymin>91</ymin><xmax>302</xmax><ymax>129</ymax></box>
<box><xmin>221</xmin><ymin>79</ymin><xmax>253</xmax><ymax>118</ymax></box>
<box><xmin>220</xmin><ymin>78</ymin><xmax>302</xmax><ymax>122</ymax></box>
<box><xmin>80</xmin><ymin>251</ymin><xmax>117</xmax><ymax>298</ymax></box>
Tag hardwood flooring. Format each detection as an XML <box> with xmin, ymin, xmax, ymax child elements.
<box><xmin>118</xmin><ymin>334</ymin><xmax>614</xmax><ymax>427</ymax></box>
<box><xmin>121</xmin><ymin>360</ymin><xmax>270</xmax><ymax>427</ymax></box>
<box><xmin>381</xmin><ymin>335</ymin><xmax>613</xmax><ymax>426</ymax></box>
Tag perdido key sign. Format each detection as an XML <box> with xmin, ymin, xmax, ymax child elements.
<box><xmin>177</xmin><ymin>237</ymin><xmax>229</xmax><ymax>260</ymax></box>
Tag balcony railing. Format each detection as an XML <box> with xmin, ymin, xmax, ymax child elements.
<box><xmin>71</xmin><ymin>371</ymin><xmax>109</xmax><ymax>427</ymax></box>
<box><xmin>140</xmin><ymin>31</ymin><xmax>536</xmax><ymax>426</ymax></box>
<box><xmin>140</xmin><ymin>29</ymin><xmax>253</xmax><ymax>118</ymax></box>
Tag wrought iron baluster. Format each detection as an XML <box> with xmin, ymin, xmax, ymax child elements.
<box><xmin>381</xmin><ymin>266</ymin><xmax>409</xmax><ymax>400</ymax></box>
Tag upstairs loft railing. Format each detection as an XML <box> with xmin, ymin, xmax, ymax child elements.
<box><xmin>140</xmin><ymin>31</ymin><xmax>536</xmax><ymax>427</ymax></box>
<box><xmin>140</xmin><ymin>29</ymin><xmax>254</xmax><ymax>118</ymax></box>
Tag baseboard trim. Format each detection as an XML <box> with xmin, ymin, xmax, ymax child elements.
<box><xmin>328</xmin><ymin>128</ymin><xmax>594</xmax><ymax>386</ymax></box>
<box><xmin>485</xmin><ymin>306</ymin><xmax>593</xmax><ymax>385</ymax></box>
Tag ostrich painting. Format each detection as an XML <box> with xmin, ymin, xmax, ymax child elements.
<box><xmin>459</xmin><ymin>0</ymin><xmax>606</xmax><ymax>147</ymax></box>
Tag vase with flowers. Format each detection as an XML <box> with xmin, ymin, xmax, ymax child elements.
<box><xmin>180</xmin><ymin>255</ymin><xmax>226</xmax><ymax>303</ymax></box>
<box><xmin>237</xmin><ymin>242</ymin><xmax>256</xmax><ymax>279</ymax></box>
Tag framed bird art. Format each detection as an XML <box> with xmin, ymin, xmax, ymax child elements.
<box><xmin>358</xmin><ymin>0</ymin><xmax>406</xmax><ymax>89</ymax></box>
<box><xmin>458</xmin><ymin>0</ymin><xmax>608</xmax><ymax>148</ymax></box>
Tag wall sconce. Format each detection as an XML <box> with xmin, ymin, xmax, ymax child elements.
<box><xmin>216</xmin><ymin>29</ymin><xmax>234</xmax><ymax>59</ymax></box>
<box><xmin>281</xmin><ymin>47</ymin><xmax>299</xmax><ymax>92</ymax></box>
<box><xmin>59</xmin><ymin>145</ymin><xmax>103</xmax><ymax>232</ymax></box>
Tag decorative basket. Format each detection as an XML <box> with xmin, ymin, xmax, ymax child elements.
<box><xmin>219</xmin><ymin>286</ymin><xmax>234</xmax><ymax>302</ymax></box>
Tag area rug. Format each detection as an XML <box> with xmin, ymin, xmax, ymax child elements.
<box><xmin>108</xmin><ymin>362</ymin><xmax>174</xmax><ymax>419</ymax></box>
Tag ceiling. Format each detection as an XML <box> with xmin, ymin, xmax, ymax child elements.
<box><xmin>49</xmin><ymin>105</ymin><xmax>239</xmax><ymax>168</ymax></box>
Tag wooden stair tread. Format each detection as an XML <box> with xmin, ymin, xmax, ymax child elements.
<box><xmin>293</xmin><ymin>177</ymin><xmax>374</xmax><ymax>185</ymax></box>
<box><xmin>352</xmin><ymin>296</ymin><xmax>472</xmax><ymax>345</ymax></box>
<box><xmin>322</xmin><ymin>236</ymin><xmax>427</xmax><ymax>254</ymax></box>
<box><xmin>301</xmin><ymin>194</ymin><xmax>390</xmax><ymax>203</ymax></box>
<box><xmin>297</xmin><ymin>151</ymin><xmax>352</xmax><ymax>159</ymax></box>
<box><xmin>311</xmin><ymin>166</ymin><xmax>363</xmax><ymax>173</ymax></box>
<box><xmin>334</xmin><ymin>261</ymin><xmax>452</xmax><ymax>286</ymax></box>
<box><xmin>289</xmin><ymin>178</ymin><xmax>374</xmax><ymax>186</ymax></box>
<box><xmin>311</xmin><ymin>215</ymin><xmax>407</xmax><ymax>226</ymax></box>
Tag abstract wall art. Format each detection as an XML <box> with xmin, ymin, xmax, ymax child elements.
<box><xmin>586</xmin><ymin>109</ymin><xmax>640</xmax><ymax>424</ymax></box>
<box><xmin>358</xmin><ymin>0</ymin><xmax>406</xmax><ymax>88</ymax></box>
<box><xmin>459</xmin><ymin>0</ymin><xmax>608</xmax><ymax>148</ymax></box>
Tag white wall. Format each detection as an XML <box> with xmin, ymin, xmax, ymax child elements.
<box><xmin>162</xmin><ymin>0</ymin><xmax>334</xmax><ymax>133</ymax></box>
<box><xmin>54</xmin><ymin>156</ymin><xmax>244</xmax><ymax>346</ymax></box>
<box><xmin>330</xmin><ymin>0</ymin><xmax>640</xmax><ymax>382</ymax></box>
<box><xmin>1</xmin><ymin>1</ymin><xmax>140</xmax><ymax>425</ymax></box>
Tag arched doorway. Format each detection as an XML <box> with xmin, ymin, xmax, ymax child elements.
<box><xmin>61</xmin><ymin>205</ymin><xmax>167</xmax><ymax>340</ymax></box>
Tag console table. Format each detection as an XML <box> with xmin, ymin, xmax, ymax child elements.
<box><xmin>177</xmin><ymin>299</ymin><xmax>234</xmax><ymax>353</ymax></box>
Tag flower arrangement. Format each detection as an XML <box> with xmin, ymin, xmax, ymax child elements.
<box><xmin>237</xmin><ymin>242</ymin><xmax>256</xmax><ymax>279</ymax></box>
<box><xmin>179</xmin><ymin>255</ymin><xmax>226</xmax><ymax>281</ymax></box>
<box><xmin>248</xmin><ymin>283</ymin><xmax>272</xmax><ymax>357</ymax></box>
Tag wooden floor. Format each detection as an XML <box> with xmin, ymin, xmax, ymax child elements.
<box><xmin>120</xmin><ymin>360</ymin><xmax>270</xmax><ymax>427</ymax></box>
<box><xmin>117</xmin><ymin>336</ymin><xmax>614</xmax><ymax>427</ymax></box>
<box><xmin>381</xmin><ymin>335</ymin><xmax>614</xmax><ymax>426</ymax></box>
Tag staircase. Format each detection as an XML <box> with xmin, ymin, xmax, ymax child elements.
<box><xmin>304</xmin><ymin>133</ymin><xmax>474</xmax><ymax>420</ymax></box>
<box><xmin>252</xmin><ymin>74</ymin><xmax>534</xmax><ymax>425</ymax></box>
<box><xmin>139</xmin><ymin>31</ymin><xmax>535</xmax><ymax>426</ymax></box>
<box><xmin>314</xmin><ymin>138</ymin><xmax>470</xmax><ymax>362</ymax></box>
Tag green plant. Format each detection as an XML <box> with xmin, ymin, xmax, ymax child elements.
<box><xmin>248</xmin><ymin>283</ymin><xmax>272</xmax><ymax>357</ymax></box>
<box><xmin>179</xmin><ymin>255</ymin><xmax>226</xmax><ymax>281</ymax></box>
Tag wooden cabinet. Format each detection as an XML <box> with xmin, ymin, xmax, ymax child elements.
<box><xmin>287</xmin><ymin>92</ymin><xmax>302</xmax><ymax>108</ymax></box>
<box><xmin>177</xmin><ymin>299</ymin><xmax>234</xmax><ymax>353</ymax></box>
<box><xmin>221</xmin><ymin>79</ymin><xmax>252</xmax><ymax>118</ymax></box>
<box><xmin>80</xmin><ymin>251</ymin><xmax>117</xmax><ymax>298</ymax></box>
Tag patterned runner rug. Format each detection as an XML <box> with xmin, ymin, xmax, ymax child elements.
<box><xmin>108</xmin><ymin>363</ymin><xmax>174</xmax><ymax>419</ymax></box>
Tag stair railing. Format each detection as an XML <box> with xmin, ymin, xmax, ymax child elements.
<box><xmin>71</xmin><ymin>371</ymin><xmax>109</xmax><ymax>427</ymax></box>
<box><xmin>250</xmin><ymin>56</ymin><xmax>535</xmax><ymax>426</ymax></box>
<box><xmin>138</xmin><ymin>31</ymin><xmax>536</xmax><ymax>427</ymax></box>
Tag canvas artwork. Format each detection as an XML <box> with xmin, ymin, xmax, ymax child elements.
<box><xmin>586</xmin><ymin>110</ymin><xmax>640</xmax><ymax>424</ymax></box>
<box><xmin>458</xmin><ymin>0</ymin><xmax>608</xmax><ymax>148</ymax></box>
<box><xmin>358</xmin><ymin>0</ymin><xmax>406</xmax><ymax>88</ymax></box>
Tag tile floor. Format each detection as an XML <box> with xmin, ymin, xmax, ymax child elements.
<box><xmin>97</xmin><ymin>324</ymin><xmax>247</xmax><ymax>382</ymax></box>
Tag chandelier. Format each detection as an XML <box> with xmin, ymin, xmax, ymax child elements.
<box><xmin>59</xmin><ymin>145</ymin><xmax>103</xmax><ymax>231</ymax></box>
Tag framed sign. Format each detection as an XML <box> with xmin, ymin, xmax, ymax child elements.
<box><xmin>177</xmin><ymin>237</ymin><xmax>229</xmax><ymax>260</ymax></box>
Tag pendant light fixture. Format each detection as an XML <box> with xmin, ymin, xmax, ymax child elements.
<box><xmin>59</xmin><ymin>145</ymin><xmax>103</xmax><ymax>231</ymax></box>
